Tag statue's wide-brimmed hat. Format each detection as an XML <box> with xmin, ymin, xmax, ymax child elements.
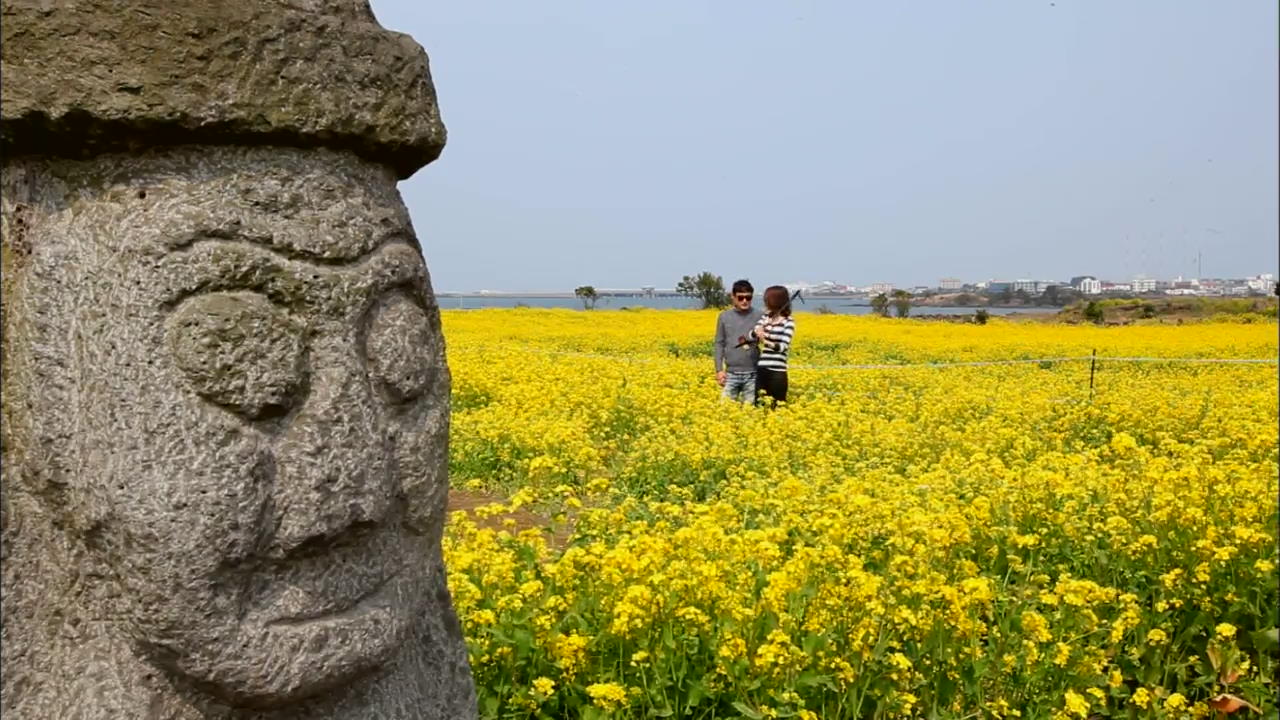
<box><xmin>0</xmin><ymin>0</ymin><xmax>445</xmax><ymax>179</ymax></box>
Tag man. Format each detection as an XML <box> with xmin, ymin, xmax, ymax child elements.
<box><xmin>714</xmin><ymin>280</ymin><xmax>762</xmax><ymax>404</ymax></box>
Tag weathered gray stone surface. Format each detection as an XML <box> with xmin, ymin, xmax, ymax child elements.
<box><xmin>1</xmin><ymin>2</ymin><xmax>475</xmax><ymax>718</ymax></box>
<box><xmin>1</xmin><ymin>0</ymin><xmax>445</xmax><ymax>179</ymax></box>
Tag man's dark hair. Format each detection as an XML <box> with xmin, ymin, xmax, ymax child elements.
<box><xmin>731</xmin><ymin>279</ymin><xmax>753</xmax><ymax>296</ymax></box>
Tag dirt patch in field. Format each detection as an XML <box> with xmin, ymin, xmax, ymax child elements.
<box><xmin>447</xmin><ymin>488</ymin><xmax>575</xmax><ymax>550</ymax></box>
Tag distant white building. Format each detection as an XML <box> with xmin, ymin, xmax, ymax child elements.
<box><xmin>1132</xmin><ymin>276</ymin><xmax>1157</xmax><ymax>293</ymax></box>
<box><xmin>939</xmin><ymin>277</ymin><xmax>963</xmax><ymax>290</ymax></box>
<box><xmin>1078</xmin><ymin>277</ymin><xmax>1102</xmax><ymax>295</ymax></box>
<box><xmin>868</xmin><ymin>282</ymin><xmax>894</xmax><ymax>296</ymax></box>
<box><xmin>1246</xmin><ymin>273</ymin><xmax>1277</xmax><ymax>294</ymax></box>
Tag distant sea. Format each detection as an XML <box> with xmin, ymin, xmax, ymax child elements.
<box><xmin>436</xmin><ymin>295</ymin><xmax>1055</xmax><ymax>316</ymax></box>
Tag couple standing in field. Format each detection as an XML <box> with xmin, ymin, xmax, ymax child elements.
<box><xmin>713</xmin><ymin>280</ymin><xmax>796</xmax><ymax>407</ymax></box>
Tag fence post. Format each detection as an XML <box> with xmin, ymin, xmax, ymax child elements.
<box><xmin>1088</xmin><ymin>348</ymin><xmax>1097</xmax><ymax>403</ymax></box>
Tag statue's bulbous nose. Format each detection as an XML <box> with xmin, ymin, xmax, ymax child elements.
<box><xmin>269</xmin><ymin>336</ymin><xmax>395</xmax><ymax>557</ymax></box>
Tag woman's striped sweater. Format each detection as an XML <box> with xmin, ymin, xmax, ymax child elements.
<box><xmin>753</xmin><ymin>316</ymin><xmax>795</xmax><ymax>371</ymax></box>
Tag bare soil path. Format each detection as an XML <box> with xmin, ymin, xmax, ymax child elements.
<box><xmin>446</xmin><ymin>488</ymin><xmax>575</xmax><ymax>549</ymax></box>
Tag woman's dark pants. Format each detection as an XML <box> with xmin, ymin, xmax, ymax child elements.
<box><xmin>756</xmin><ymin>368</ymin><xmax>788</xmax><ymax>407</ymax></box>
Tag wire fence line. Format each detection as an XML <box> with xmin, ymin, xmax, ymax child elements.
<box><xmin>791</xmin><ymin>357</ymin><xmax>1092</xmax><ymax>371</ymax></box>
<box><xmin>456</xmin><ymin>347</ymin><xmax>1278</xmax><ymax>372</ymax></box>
<box><xmin>792</xmin><ymin>356</ymin><xmax>1279</xmax><ymax>371</ymax></box>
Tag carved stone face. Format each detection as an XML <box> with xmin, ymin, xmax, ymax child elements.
<box><xmin>17</xmin><ymin>146</ymin><xmax>451</xmax><ymax>706</ymax></box>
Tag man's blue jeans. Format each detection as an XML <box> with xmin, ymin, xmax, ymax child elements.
<box><xmin>721</xmin><ymin>370</ymin><xmax>757</xmax><ymax>405</ymax></box>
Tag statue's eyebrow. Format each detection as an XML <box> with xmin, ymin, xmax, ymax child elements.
<box><xmin>165</xmin><ymin>225</ymin><xmax>410</xmax><ymax>266</ymax></box>
<box><xmin>157</xmin><ymin>237</ymin><xmax>426</xmax><ymax>311</ymax></box>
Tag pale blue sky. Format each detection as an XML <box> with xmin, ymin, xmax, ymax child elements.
<box><xmin>371</xmin><ymin>1</ymin><xmax>1278</xmax><ymax>292</ymax></box>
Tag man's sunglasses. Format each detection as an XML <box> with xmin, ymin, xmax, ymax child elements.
<box><xmin>734</xmin><ymin>294</ymin><xmax>753</xmax><ymax>301</ymax></box>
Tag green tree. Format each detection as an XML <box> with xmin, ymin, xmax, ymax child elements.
<box><xmin>870</xmin><ymin>293</ymin><xmax>890</xmax><ymax>317</ymax></box>
<box><xmin>573</xmin><ymin>285</ymin><xmax>599</xmax><ymax>310</ymax></box>
<box><xmin>974</xmin><ymin>308</ymin><xmax>990</xmax><ymax>325</ymax></box>
<box><xmin>1084</xmin><ymin>300</ymin><xmax>1105</xmax><ymax>324</ymax></box>
<box><xmin>891</xmin><ymin>289</ymin><xmax>912</xmax><ymax>318</ymax></box>
<box><xmin>676</xmin><ymin>272</ymin><xmax>729</xmax><ymax>309</ymax></box>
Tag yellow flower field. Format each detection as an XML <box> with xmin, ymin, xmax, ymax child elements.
<box><xmin>440</xmin><ymin>309</ymin><xmax>1279</xmax><ymax>720</ymax></box>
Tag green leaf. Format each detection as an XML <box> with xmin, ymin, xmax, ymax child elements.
<box><xmin>485</xmin><ymin>626</ymin><xmax>514</xmax><ymax>645</ymax></box>
<box><xmin>801</xmin><ymin>634</ymin><xmax>824</xmax><ymax>655</ymax></box>
<box><xmin>1251</xmin><ymin>627</ymin><xmax>1279</xmax><ymax>653</ymax></box>
<box><xmin>731</xmin><ymin>701</ymin><xmax>765</xmax><ymax>720</ymax></box>
<box><xmin>686</xmin><ymin>680</ymin><xmax>706</xmax><ymax>707</ymax></box>
<box><xmin>663</xmin><ymin>625</ymin><xmax>677</xmax><ymax>650</ymax></box>
<box><xmin>796</xmin><ymin>671</ymin><xmax>836</xmax><ymax>691</ymax></box>
<box><xmin>513</xmin><ymin>628</ymin><xmax>534</xmax><ymax>655</ymax></box>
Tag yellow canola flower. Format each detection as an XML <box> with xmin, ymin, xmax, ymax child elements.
<box><xmin>438</xmin><ymin>310</ymin><xmax>1279</xmax><ymax>719</ymax></box>
<box><xmin>586</xmin><ymin>682</ymin><xmax>629</xmax><ymax>711</ymax></box>
<box><xmin>531</xmin><ymin>677</ymin><xmax>555</xmax><ymax>697</ymax></box>
<box><xmin>1063</xmin><ymin>690</ymin><xmax>1090</xmax><ymax>718</ymax></box>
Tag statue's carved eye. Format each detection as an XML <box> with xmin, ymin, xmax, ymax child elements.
<box><xmin>166</xmin><ymin>293</ymin><xmax>307</xmax><ymax>419</ymax></box>
<box><xmin>365</xmin><ymin>293</ymin><xmax>435</xmax><ymax>405</ymax></box>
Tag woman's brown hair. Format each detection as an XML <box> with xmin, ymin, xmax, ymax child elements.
<box><xmin>762</xmin><ymin>285</ymin><xmax>791</xmax><ymax>317</ymax></box>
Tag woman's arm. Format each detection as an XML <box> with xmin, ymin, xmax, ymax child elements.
<box><xmin>770</xmin><ymin>318</ymin><xmax>795</xmax><ymax>353</ymax></box>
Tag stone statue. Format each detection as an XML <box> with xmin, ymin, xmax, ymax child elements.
<box><xmin>1</xmin><ymin>2</ymin><xmax>477</xmax><ymax>718</ymax></box>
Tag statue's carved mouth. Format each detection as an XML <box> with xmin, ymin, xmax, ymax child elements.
<box><xmin>244</xmin><ymin>521</ymin><xmax>412</xmax><ymax>630</ymax></box>
<box><xmin>266</xmin><ymin>570</ymin><xmax>398</xmax><ymax>627</ymax></box>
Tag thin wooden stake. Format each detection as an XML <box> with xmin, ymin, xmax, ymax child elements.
<box><xmin>1088</xmin><ymin>348</ymin><xmax>1097</xmax><ymax>403</ymax></box>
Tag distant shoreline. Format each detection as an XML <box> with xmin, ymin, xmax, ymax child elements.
<box><xmin>435</xmin><ymin>291</ymin><xmax>1058</xmax><ymax>310</ymax></box>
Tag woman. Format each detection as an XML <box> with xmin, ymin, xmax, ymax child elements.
<box><xmin>751</xmin><ymin>285</ymin><xmax>796</xmax><ymax>407</ymax></box>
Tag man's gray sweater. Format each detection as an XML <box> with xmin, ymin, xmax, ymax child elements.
<box><xmin>714</xmin><ymin>307</ymin><xmax>761</xmax><ymax>373</ymax></box>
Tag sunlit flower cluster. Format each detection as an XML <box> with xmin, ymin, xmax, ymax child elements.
<box><xmin>440</xmin><ymin>309</ymin><xmax>1278</xmax><ymax>719</ymax></box>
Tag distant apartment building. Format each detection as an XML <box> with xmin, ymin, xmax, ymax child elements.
<box><xmin>988</xmin><ymin>279</ymin><xmax>1065</xmax><ymax>295</ymax></box>
<box><xmin>939</xmin><ymin>277</ymin><xmax>963</xmax><ymax>290</ymax></box>
<box><xmin>1132</xmin><ymin>275</ymin><xmax>1157</xmax><ymax>293</ymax></box>
<box><xmin>1247</xmin><ymin>273</ymin><xmax>1277</xmax><ymax>294</ymax></box>
<box><xmin>1078</xmin><ymin>277</ymin><xmax>1102</xmax><ymax>295</ymax></box>
<box><xmin>868</xmin><ymin>282</ymin><xmax>894</xmax><ymax>295</ymax></box>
